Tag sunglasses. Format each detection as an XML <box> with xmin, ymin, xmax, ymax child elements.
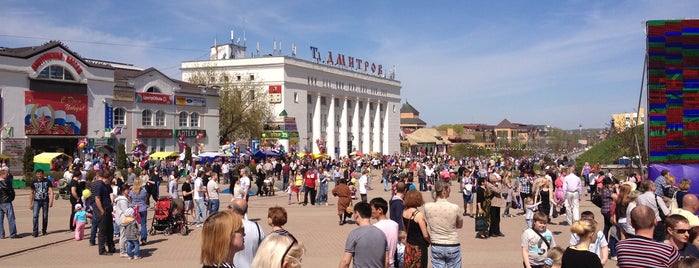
<box><xmin>675</xmin><ymin>228</ymin><xmax>691</xmax><ymax>234</ymax></box>
<box><xmin>280</xmin><ymin>232</ymin><xmax>298</xmax><ymax>266</ymax></box>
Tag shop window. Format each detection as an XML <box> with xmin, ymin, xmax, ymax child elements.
<box><xmin>179</xmin><ymin>112</ymin><xmax>189</xmax><ymax>127</ymax></box>
<box><xmin>38</xmin><ymin>65</ymin><xmax>75</xmax><ymax>81</ymax></box>
<box><xmin>113</xmin><ymin>107</ymin><xmax>126</xmax><ymax>125</ymax></box>
<box><xmin>190</xmin><ymin>112</ymin><xmax>200</xmax><ymax>127</ymax></box>
<box><xmin>155</xmin><ymin>110</ymin><xmax>165</xmax><ymax>126</ymax></box>
<box><xmin>142</xmin><ymin>110</ymin><xmax>153</xmax><ymax>126</ymax></box>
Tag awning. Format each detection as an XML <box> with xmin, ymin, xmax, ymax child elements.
<box><xmin>34</xmin><ymin>152</ymin><xmax>72</xmax><ymax>164</ymax></box>
<box><xmin>149</xmin><ymin>152</ymin><xmax>179</xmax><ymax>160</ymax></box>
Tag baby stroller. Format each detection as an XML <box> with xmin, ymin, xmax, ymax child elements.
<box><xmin>262</xmin><ymin>177</ymin><xmax>276</xmax><ymax>196</ymax></box>
<box><xmin>56</xmin><ymin>177</ymin><xmax>71</xmax><ymax>200</ymax></box>
<box><xmin>149</xmin><ymin>197</ymin><xmax>188</xmax><ymax>236</ymax></box>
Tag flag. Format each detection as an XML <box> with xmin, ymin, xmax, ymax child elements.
<box><xmin>112</xmin><ymin>127</ymin><xmax>122</xmax><ymax>135</ymax></box>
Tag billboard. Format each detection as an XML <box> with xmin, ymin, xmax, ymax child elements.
<box><xmin>24</xmin><ymin>91</ymin><xmax>87</xmax><ymax>135</ymax></box>
<box><xmin>647</xmin><ymin>19</ymin><xmax>699</xmax><ymax>164</ymax></box>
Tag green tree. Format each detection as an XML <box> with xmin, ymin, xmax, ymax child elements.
<box><xmin>22</xmin><ymin>146</ymin><xmax>34</xmax><ymax>184</ymax></box>
<box><xmin>185</xmin><ymin>67</ymin><xmax>272</xmax><ymax>144</ymax></box>
<box><xmin>185</xmin><ymin>146</ymin><xmax>192</xmax><ymax>166</ymax></box>
<box><xmin>117</xmin><ymin>143</ymin><xmax>127</xmax><ymax>169</ymax></box>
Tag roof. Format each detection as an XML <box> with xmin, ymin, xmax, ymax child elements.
<box><xmin>400</xmin><ymin>102</ymin><xmax>420</xmax><ymax>114</ymax></box>
<box><xmin>0</xmin><ymin>40</ymin><xmax>112</xmax><ymax>69</ymax></box>
<box><xmin>114</xmin><ymin>67</ymin><xmax>200</xmax><ymax>91</ymax></box>
<box><xmin>405</xmin><ymin>128</ymin><xmax>451</xmax><ymax>145</ymax></box>
<box><xmin>400</xmin><ymin>117</ymin><xmax>427</xmax><ymax>125</ymax></box>
<box><xmin>495</xmin><ymin>119</ymin><xmax>518</xmax><ymax>129</ymax></box>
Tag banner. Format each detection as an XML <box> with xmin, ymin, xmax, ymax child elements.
<box><xmin>136</xmin><ymin>92</ymin><xmax>172</xmax><ymax>105</ymax></box>
<box><xmin>175</xmin><ymin>96</ymin><xmax>206</xmax><ymax>106</ymax></box>
<box><xmin>25</xmin><ymin>91</ymin><xmax>87</xmax><ymax>135</ymax></box>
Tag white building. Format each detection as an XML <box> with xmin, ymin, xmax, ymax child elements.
<box><xmin>181</xmin><ymin>42</ymin><xmax>402</xmax><ymax>158</ymax></box>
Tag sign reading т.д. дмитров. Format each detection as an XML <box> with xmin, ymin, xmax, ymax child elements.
<box><xmin>24</xmin><ymin>91</ymin><xmax>87</xmax><ymax>135</ymax></box>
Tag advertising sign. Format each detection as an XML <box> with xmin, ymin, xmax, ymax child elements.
<box><xmin>136</xmin><ymin>92</ymin><xmax>172</xmax><ymax>105</ymax></box>
<box><xmin>175</xmin><ymin>96</ymin><xmax>206</xmax><ymax>107</ymax></box>
<box><xmin>175</xmin><ymin>129</ymin><xmax>206</xmax><ymax>138</ymax></box>
<box><xmin>114</xmin><ymin>91</ymin><xmax>134</xmax><ymax>102</ymax></box>
<box><xmin>136</xmin><ymin>128</ymin><xmax>173</xmax><ymax>138</ymax></box>
<box><xmin>25</xmin><ymin>91</ymin><xmax>87</xmax><ymax>135</ymax></box>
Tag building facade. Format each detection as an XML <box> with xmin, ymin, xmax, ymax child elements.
<box><xmin>181</xmin><ymin>43</ymin><xmax>402</xmax><ymax>158</ymax></box>
<box><xmin>611</xmin><ymin>108</ymin><xmax>645</xmax><ymax>132</ymax></box>
<box><xmin>0</xmin><ymin>41</ymin><xmax>219</xmax><ymax>168</ymax></box>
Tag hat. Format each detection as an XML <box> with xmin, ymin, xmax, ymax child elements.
<box><xmin>603</xmin><ymin>177</ymin><xmax>614</xmax><ymax>185</ymax></box>
<box><xmin>124</xmin><ymin>207</ymin><xmax>135</xmax><ymax>217</ymax></box>
<box><xmin>74</xmin><ymin>203</ymin><xmax>83</xmax><ymax>210</ymax></box>
<box><xmin>621</xmin><ymin>181</ymin><xmax>637</xmax><ymax>192</ymax></box>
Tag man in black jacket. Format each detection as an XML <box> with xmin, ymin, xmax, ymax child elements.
<box><xmin>0</xmin><ymin>169</ymin><xmax>17</xmax><ymax>238</ymax></box>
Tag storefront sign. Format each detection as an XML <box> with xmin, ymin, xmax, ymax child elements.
<box><xmin>31</xmin><ymin>52</ymin><xmax>83</xmax><ymax>75</ymax></box>
<box><xmin>114</xmin><ymin>91</ymin><xmax>134</xmax><ymax>102</ymax></box>
<box><xmin>25</xmin><ymin>91</ymin><xmax>87</xmax><ymax>135</ymax></box>
<box><xmin>175</xmin><ymin>96</ymin><xmax>206</xmax><ymax>107</ymax></box>
<box><xmin>175</xmin><ymin>129</ymin><xmax>206</xmax><ymax>138</ymax></box>
<box><xmin>3</xmin><ymin>138</ymin><xmax>26</xmax><ymax>160</ymax></box>
<box><xmin>136</xmin><ymin>128</ymin><xmax>173</xmax><ymax>138</ymax></box>
<box><xmin>136</xmin><ymin>92</ymin><xmax>172</xmax><ymax>105</ymax></box>
<box><xmin>104</xmin><ymin>103</ymin><xmax>113</xmax><ymax>130</ymax></box>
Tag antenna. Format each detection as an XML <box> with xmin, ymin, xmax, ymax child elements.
<box><xmin>230</xmin><ymin>30</ymin><xmax>234</xmax><ymax>43</ymax></box>
<box><xmin>242</xmin><ymin>17</ymin><xmax>247</xmax><ymax>46</ymax></box>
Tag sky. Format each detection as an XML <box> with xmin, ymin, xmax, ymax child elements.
<box><xmin>1</xmin><ymin>0</ymin><xmax>697</xmax><ymax>130</ymax></box>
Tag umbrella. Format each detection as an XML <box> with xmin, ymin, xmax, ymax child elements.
<box><xmin>350</xmin><ymin>151</ymin><xmax>364</xmax><ymax>156</ymax></box>
<box><xmin>312</xmin><ymin>153</ymin><xmax>328</xmax><ymax>159</ymax></box>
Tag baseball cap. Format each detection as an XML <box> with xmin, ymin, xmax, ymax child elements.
<box><xmin>74</xmin><ymin>203</ymin><xmax>82</xmax><ymax>210</ymax></box>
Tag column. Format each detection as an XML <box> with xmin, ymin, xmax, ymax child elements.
<box><xmin>383</xmin><ymin>102</ymin><xmax>390</xmax><ymax>154</ymax></box>
<box><xmin>362</xmin><ymin>98</ymin><xmax>371</xmax><ymax>154</ymax></box>
<box><xmin>340</xmin><ymin>97</ymin><xmax>348</xmax><ymax>157</ymax></box>
<box><xmin>351</xmin><ymin>97</ymin><xmax>360</xmax><ymax>153</ymax></box>
<box><xmin>373</xmin><ymin>101</ymin><xmax>381</xmax><ymax>154</ymax></box>
<box><xmin>327</xmin><ymin>95</ymin><xmax>336</xmax><ymax>159</ymax></box>
<box><xmin>312</xmin><ymin>93</ymin><xmax>321</xmax><ymax>154</ymax></box>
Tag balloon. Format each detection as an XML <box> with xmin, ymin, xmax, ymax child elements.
<box><xmin>82</xmin><ymin>189</ymin><xmax>91</xmax><ymax>199</ymax></box>
<box><xmin>78</xmin><ymin>143</ymin><xmax>85</xmax><ymax>149</ymax></box>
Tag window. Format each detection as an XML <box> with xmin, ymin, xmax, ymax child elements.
<box><xmin>155</xmin><ymin>110</ymin><xmax>165</xmax><ymax>126</ymax></box>
<box><xmin>142</xmin><ymin>110</ymin><xmax>152</xmax><ymax>126</ymax></box>
<box><xmin>307</xmin><ymin>95</ymin><xmax>312</xmax><ymax>104</ymax></box>
<box><xmin>38</xmin><ymin>65</ymin><xmax>75</xmax><ymax>81</ymax></box>
<box><xmin>294</xmin><ymin>92</ymin><xmax>299</xmax><ymax>103</ymax></box>
<box><xmin>190</xmin><ymin>112</ymin><xmax>200</xmax><ymax>127</ymax></box>
<box><xmin>250</xmin><ymin>90</ymin><xmax>255</xmax><ymax>100</ymax></box>
<box><xmin>335</xmin><ymin>98</ymin><xmax>340</xmax><ymax>107</ymax></box>
<box><xmin>308</xmin><ymin>113</ymin><xmax>313</xmax><ymax>132</ymax></box>
<box><xmin>146</xmin><ymin>86</ymin><xmax>160</xmax><ymax>93</ymax></box>
<box><xmin>320</xmin><ymin>96</ymin><xmax>326</xmax><ymax>105</ymax></box>
<box><xmin>236</xmin><ymin>75</ymin><xmax>241</xmax><ymax>81</ymax></box>
<box><xmin>179</xmin><ymin>112</ymin><xmax>188</xmax><ymax>127</ymax></box>
<box><xmin>249</xmin><ymin>74</ymin><xmax>255</xmax><ymax>81</ymax></box>
<box><xmin>113</xmin><ymin>108</ymin><xmax>126</xmax><ymax>125</ymax></box>
<box><xmin>359</xmin><ymin>102</ymin><xmax>364</xmax><ymax>110</ymax></box>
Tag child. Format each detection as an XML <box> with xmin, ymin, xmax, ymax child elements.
<box><xmin>286</xmin><ymin>184</ymin><xmax>293</xmax><ymax>205</ymax></box>
<box><xmin>544</xmin><ymin>246</ymin><xmax>564</xmax><ymax>268</ymax></box>
<box><xmin>568</xmin><ymin>211</ymin><xmax>609</xmax><ymax>265</ymax></box>
<box><xmin>121</xmin><ymin>208</ymin><xmax>141</xmax><ymax>260</ymax></box>
<box><xmin>521</xmin><ymin>212</ymin><xmax>557</xmax><ymax>268</ymax></box>
<box><xmin>396</xmin><ymin>231</ymin><xmax>407</xmax><ymax>268</ymax></box>
<box><xmin>503</xmin><ymin>177</ymin><xmax>515</xmax><ymax>217</ymax></box>
<box><xmin>72</xmin><ymin>204</ymin><xmax>89</xmax><ymax>241</ymax></box>
<box><xmin>524</xmin><ymin>197</ymin><xmax>541</xmax><ymax>229</ymax></box>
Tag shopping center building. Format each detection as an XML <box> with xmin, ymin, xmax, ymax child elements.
<box><xmin>0</xmin><ymin>41</ymin><xmax>219</xmax><ymax>165</ymax></box>
<box><xmin>181</xmin><ymin>42</ymin><xmax>402</xmax><ymax>158</ymax></box>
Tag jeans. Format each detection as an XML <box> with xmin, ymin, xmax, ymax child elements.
<box><xmin>418</xmin><ymin>177</ymin><xmax>427</xmax><ymax>191</ymax></box>
<box><xmin>195</xmin><ymin>198</ymin><xmax>207</xmax><ymax>224</ymax></box>
<box><xmin>97</xmin><ymin>209</ymin><xmax>115</xmax><ymax>254</ymax></box>
<box><xmin>282</xmin><ymin>174</ymin><xmax>289</xmax><ymax>191</ymax></box>
<box><xmin>0</xmin><ymin>202</ymin><xmax>17</xmax><ymax>238</ymax></box>
<box><xmin>383</xmin><ymin>177</ymin><xmax>389</xmax><ymax>191</ymax></box>
<box><xmin>90</xmin><ymin>215</ymin><xmax>98</xmax><ymax>244</ymax></box>
<box><xmin>153</xmin><ymin>181</ymin><xmax>161</xmax><ymax>202</ymax></box>
<box><xmin>430</xmin><ymin>245</ymin><xmax>462</xmax><ymax>268</ymax></box>
<box><xmin>32</xmin><ymin>200</ymin><xmax>49</xmax><ymax>234</ymax></box>
<box><xmin>316</xmin><ymin>183</ymin><xmax>328</xmax><ymax>204</ymax></box>
<box><xmin>139</xmin><ymin>210</ymin><xmax>148</xmax><ymax>242</ymax></box>
<box><xmin>126</xmin><ymin>240</ymin><xmax>140</xmax><ymax>257</ymax></box>
<box><xmin>208</xmin><ymin>199</ymin><xmax>220</xmax><ymax>215</ymax></box>
<box><xmin>303</xmin><ymin>186</ymin><xmax>317</xmax><ymax>205</ymax></box>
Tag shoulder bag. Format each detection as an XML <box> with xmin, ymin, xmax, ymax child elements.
<box><xmin>531</xmin><ymin>228</ymin><xmax>551</xmax><ymax>249</ymax></box>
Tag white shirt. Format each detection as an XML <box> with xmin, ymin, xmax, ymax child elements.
<box><xmin>359</xmin><ymin>175</ymin><xmax>368</xmax><ymax>194</ymax></box>
<box><xmin>193</xmin><ymin>177</ymin><xmax>204</xmax><ymax>200</ymax></box>
<box><xmin>374</xmin><ymin>219</ymin><xmax>399</xmax><ymax>266</ymax></box>
<box><xmin>234</xmin><ymin>176</ymin><xmax>251</xmax><ymax>198</ymax></box>
<box><xmin>222</xmin><ymin>163</ymin><xmax>230</xmax><ymax>174</ymax></box>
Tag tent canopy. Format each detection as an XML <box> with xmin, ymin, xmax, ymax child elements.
<box><xmin>34</xmin><ymin>152</ymin><xmax>72</xmax><ymax>164</ymax></box>
<box><xmin>179</xmin><ymin>152</ymin><xmax>199</xmax><ymax>161</ymax></box>
<box><xmin>149</xmin><ymin>151</ymin><xmax>179</xmax><ymax>160</ymax></box>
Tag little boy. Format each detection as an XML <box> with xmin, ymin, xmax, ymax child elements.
<box><xmin>524</xmin><ymin>197</ymin><xmax>541</xmax><ymax>229</ymax></box>
<box><xmin>396</xmin><ymin>231</ymin><xmax>407</xmax><ymax>268</ymax></box>
<box><xmin>521</xmin><ymin>212</ymin><xmax>556</xmax><ymax>268</ymax></box>
<box><xmin>121</xmin><ymin>208</ymin><xmax>141</xmax><ymax>260</ymax></box>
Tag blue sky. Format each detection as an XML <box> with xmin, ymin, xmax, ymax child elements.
<box><xmin>1</xmin><ymin>0</ymin><xmax>698</xmax><ymax>130</ymax></box>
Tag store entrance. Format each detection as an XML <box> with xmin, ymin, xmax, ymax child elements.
<box><xmin>30</xmin><ymin>138</ymin><xmax>79</xmax><ymax>156</ymax></box>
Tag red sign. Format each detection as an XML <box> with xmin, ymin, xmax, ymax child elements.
<box><xmin>269</xmin><ymin>85</ymin><xmax>282</xmax><ymax>94</ymax></box>
<box><xmin>136</xmin><ymin>92</ymin><xmax>172</xmax><ymax>105</ymax></box>
<box><xmin>25</xmin><ymin>91</ymin><xmax>88</xmax><ymax>135</ymax></box>
<box><xmin>137</xmin><ymin>129</ymin><xmax>173</xmax><ymax>138</ymax></box>
<box><xmin>31</xmin><ymin>52</ymin><xmax>83</xmax><ymax>74</ymax></box>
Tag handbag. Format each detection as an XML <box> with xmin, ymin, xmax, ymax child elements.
<box><xmin>591</xmin><ymin>194</ymin><xmax>602</xmax><ymax>208</ymax></box>
<box><xmin>346</xmin><ymin>202</ymin><xmax>354</xmax><ymax>214</ymax></box>
<box><xmin>551</xmin><ymin>206</ymin><xmax>559</xmax><ymax>218</ymax></box>
<box><xmin>669</xmin><ymin>192</ymin><xmax>679</xmax><ymax>212</ymax></box>
<box><xmin>475</xmin><ymin>213</ymin><xmax>489</xmax><ymax>231</ymax></box>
